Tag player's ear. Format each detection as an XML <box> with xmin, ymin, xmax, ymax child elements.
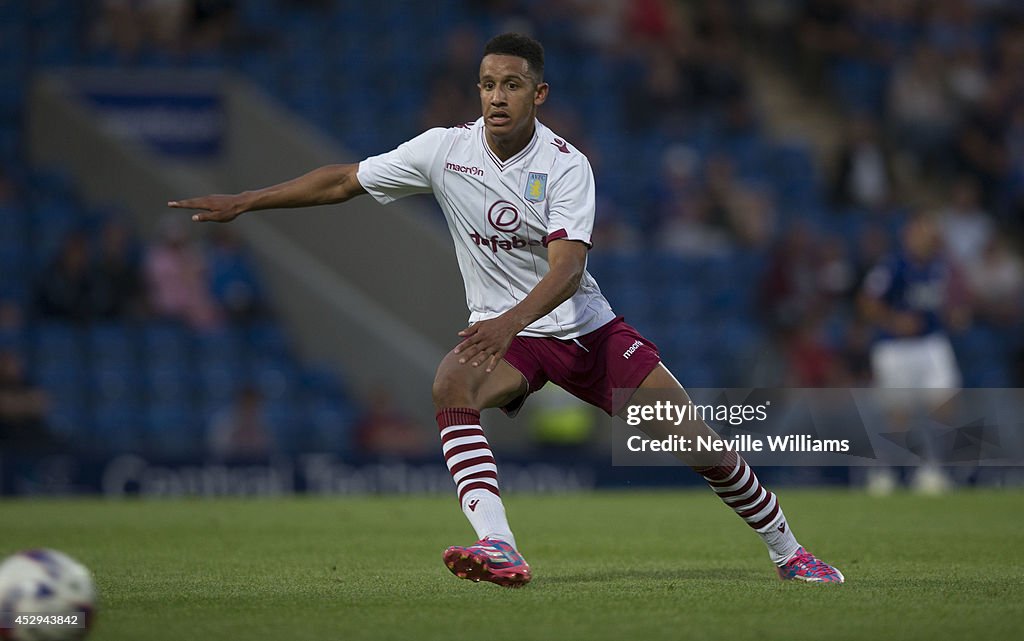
<box><xmin>534</xmin><ymin>82</ymin><xmax>549</xmax><ymax>106</ymax></box>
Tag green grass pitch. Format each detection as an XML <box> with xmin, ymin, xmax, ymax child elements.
<box><xmin>2</xmin><ymin>489</ymin><xmax>1022</xmax><ymax>641</ymax></box>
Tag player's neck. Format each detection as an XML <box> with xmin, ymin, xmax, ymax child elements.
<box><xmin>484</xmin><ymin>122</ymin><xmax>536</xmax><ymax>161</ymax></box>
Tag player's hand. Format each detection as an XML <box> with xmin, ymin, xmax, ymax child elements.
<box><xmin>453</xmin><ymin>316</ymin><xmax>521</xmax><ymax>372</ymax></box>
<box><xmin>167</xmin><ymin>193</ymin><xmax>251</xmax><ymax>223</ymax></box>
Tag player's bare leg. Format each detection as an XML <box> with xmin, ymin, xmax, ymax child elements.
<box><xmin>622</xmin><ymin>363</ymin><xmax>844</xmax><ymax>583</ymax></box>
<box><xmin>433</xmin><ymin>348</ymin><xmax>533</xmax><ymax>587</ymax></box>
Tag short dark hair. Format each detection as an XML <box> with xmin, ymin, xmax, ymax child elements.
<box><xmin>483</xmin><ymin>33</ymin><xmax>544</xmax><ymax>82</ymax></box>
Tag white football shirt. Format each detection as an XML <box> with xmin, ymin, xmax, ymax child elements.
<box><xmin>356</xmin><ymin>118</ymin><xmax>615</xmax><ymax>339</ymax></box>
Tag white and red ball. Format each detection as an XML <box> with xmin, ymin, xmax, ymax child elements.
<box><xmin>0</xmin><ymin>549</ymin><xmax>96</xmax><ymax>641</ymax></box>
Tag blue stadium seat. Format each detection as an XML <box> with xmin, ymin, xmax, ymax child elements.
<box><xmin>306</xmin><ymin>396</ymin><xmax>355</xmax><ymax>455</ymax></box>
<box><xmin>141</xmin><ymin>322</ymin><xmax>192</xmax><ymax>364</ymax></box>
<box><xmin>246</xmin><ymin>320</ymin><xmax>291</xmax><ymax>358</ymax></box>
<box><xmin>32</xmin><ymin>322</ymin><xmax>84</xmax><ymax>364</ymax></box>
<box><xmin>266</xmin><ymin>398</ymin><xmax>301</xmax><ymax>453</ymax></box>
<box><xmin>144</xmin><ymin>361</ymin><xmax>193</xmax><ymax>404</ymax></box>
<box><xmin>144</xmin><ymin>403</ymin><xmax>200</xmax><ymax>457</ymax></box>
<box><xmin>92</xmin><ymin>401</ymin><xmax>144</xmax><ymax>452</ymax></box>
<box><xmin>92</xmin><ymin>360</ymin><xmax>141</xmax><ymax>404</ymax></box>
<box><xmin>195</xmin><ymin>360</ymin><xmax>244</xmax><ymax>404</ymax></box>
<box><xmin>88</xmin><ymin>322</ymin><xmax>138</xmax><ymax>364</ymax></box>
<box><xmin>194</xmin><ymin>326</ymin><xmax>244</xmax><ymax>361</ymax></box>
<box><xmin>46</xmin><ymin>397</ymin><xmax>90</xmax><ymax>440</ymax></box>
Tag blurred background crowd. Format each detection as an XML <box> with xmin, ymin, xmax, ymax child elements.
<box><xmin>1</xmin><ymin>0</ymin><xmax>1022</xmax><ymax>463</ymax></box>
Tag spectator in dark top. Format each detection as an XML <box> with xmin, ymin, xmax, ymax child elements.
<box><xmin>34</xmin><ymin>232</ymin><xmax>95</xmax><ymax>323</ymax></box>
<box><xmin>954</xmin><ymin>85</ymin><xmax>1010</xmax><ymax>211</ymax></box>
<box><xmin>0</xmin><ymin>299</ymin><xmax>25</xmax><ymax>347</ymax></box>
<box><xmin>0</xmin><ymin>350</ymin><xmax>52</xmax><ymax>448</ymax></box>
<box><xmin>188</xmin><ymin>0</ymin><xmax>237</xmax><ymax>51</ymax></box>
<box><xmin>92</xmin><ymin>218</ymin><xmax>144</xmax><ymax>320</ymax></box>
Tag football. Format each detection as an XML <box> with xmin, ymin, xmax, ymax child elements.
<box><xmin>0</xmin><ymin>549</ymin><xmax>96</xmax><ymax>641</ymax></box>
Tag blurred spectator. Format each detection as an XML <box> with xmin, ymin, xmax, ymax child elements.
<box><xmin>936</xmin><ymin>175</ymin><xmax>993</xmax><ymax>270</ymax></box>
<box><xmin>569</xmin><ymin>0</ymin><xmax>624</xmax><ymax>53</ymax></box>
<box><xmin>145</xmin><ymin>217</ymin><xmax>222</xmax><ymax>330</ymax></box>
<box><xmin>923</xmin><ymin>0</ymin><xmax>986</xmax><ymax>56</ymax></box>
<box><xmin>797</xmin><ymin>0</ymin><xmax>856</xmax><ymax>83</ymax></box>
<box><xmin>625</xmin><ymin>0</ymin><xmax>684</xmax><ymax>51</ymax></box>
<box><xmin>965</xmin><ymin>236</ymin><xmax>1024</xmax><ymax>327</ymax></box>
<box><xmin>886</xmin><ymin>44</ymin><xmax>957</xmax><ymax>175</ymax></box>
<box><xmin>759</xmin><ymin>223</ymin><xmax>821</xmax><ymax>332</ymax></box>
<box><xmin>625</xmin><ymin>48</ymin><xmax>694</xmax><ymax>132</ymax></box>
<box><xmin>702</xmin><ymin>154</ymin><xmax>775</xmax><ymax>247</ymax></box>
<box><xmin>831</xmin><ymin>116</ymin><xmax>894</xmax><ymax>211</ymax></box>
<box><xmin>0</xmin><ymin>350</ymin><xmax>52</xmax><ymax>449</ymax></box>
<box><xmin>207</xmin><ymin>385</ymin><xmax>275</xmax><ymax>462</ymax></box>
<box><xmin>421</xmin><ymin>27</ymin><xmax>483</xmax><ymax>129</ymax></box>
<box><xmin>946</xmin><ymin>46</ymin><xmax>989</xmax><ymax>110</ymax></box>
<box><xmin>658</xmin><ymin>199</ymin><xmax>733</xmax><ymax>258</ymax></box>
<box><xmin>96</xmin><ymin>0</ymin><xmax>191</xmax><ymax>59</ymax></box>
<box><xmin>92</xmin><ymin>218</ymin><xmax>144</xmax><ymax>319</ymax></box>
<box><xmin>187</xmin><ymin>0</ymin><xmax>237</xmax><ymax>51</ymax></box>
<box><xmin>0</xmin><ymin>300</ymin><xmax>24</xmax><ymax>346</ymax></box>
<box><xmin>815</xmin><ymin>235</ymin><xmax>857</xmax><ymax>301</ymax></box>
<box><xmin>207</xmin><ymin>227</ymin><xmax>267</xmax><ymax>322</ymax></box>
<box><xmin>34</xmin><ymin>232</ymin><xmax>95</xmax><ymax>323</ymax></box>
<box><xmin>784</xmin><ymin>318</ymin><xmax>846</xmax><ymax>387</ymax></box>
<box><xmin>0</xmin><ymin>167</ymin><xmax>16</xmax><ymax>205</ymax></box>
<box><xmin>655</xmin><ymin>145</ymin><xmax>733</xmax><ymax>256</ymax></box>
<box><xmin>691</xmin><ymin>0</ymin><xmax>749</xmax><ymax>113</ymax></box>
<box><xmin>953</xmin><ymin>85</ymin><xmax>1010</xmax><ymax>210</ymax></box>
<box><xmin>354</xmin><ymin>388</ymin><xmax>429</xmax><ymax>458</ymax></box>
<box><xmin>852</xmin><ymin>223</ymin><xmax>892</xmax><ymax>290</ymax></box>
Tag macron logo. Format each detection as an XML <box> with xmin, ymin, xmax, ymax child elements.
<box><xmin>446</xmin><ymin>162</ymin><xmax>484</xmax><ymax>177</ymax></box>
<box><xmin>623</xmin><ymin>340</ymin><xmax>643</xmax><ymax>359</ymax></box>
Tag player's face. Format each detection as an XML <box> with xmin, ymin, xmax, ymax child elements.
<box><xmin>478</xmin><ymin>54</ymin><xmax>548</xmax><ymax>147</ymax></box>
<box><xmin>904</xmin><ymin>218</ymin><xmax>940</xmax><ymax>261</ymax></box>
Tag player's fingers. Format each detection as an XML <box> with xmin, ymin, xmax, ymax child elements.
<box><xmin>168</xmin><ymin>198</ymin><xmax>204</xmax><ymax>209</ymax></box>
<box><xmin>470</xmin><ymin>348</ymin><xmax>491</xmax><ymax>367</ymax></box>
<box><xmin>485</xmin><ymin>352</ymin><xmax>502</xmax><ymax>373</ymax></box>
<box><xmin>454</xmin><ymin>326</ymin><xmax>478</xmax><ymax>352</ymax></box>
<box><xmin>456</xmin><ymin>339</ymin><xmax>481</xmax><ymax>363</ymax></box>
<box><xmin>456</xmin><ymin>324</ymin><xmax>479</xmax><ymax>339</ymax></box>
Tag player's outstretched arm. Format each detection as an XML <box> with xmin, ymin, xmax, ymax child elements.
<box><xmin>167</xmin><ymin>163</ymin><xmax>366</xmax><ymax>222</ymax></box>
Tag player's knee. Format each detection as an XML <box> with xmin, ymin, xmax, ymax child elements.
<box><xmin>432</xmin><ymin>363</ymin><xmax>475</xmax><ymax>410</ymax></box>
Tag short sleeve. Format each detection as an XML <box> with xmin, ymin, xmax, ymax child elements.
<box><xmin>545</xmin><ymin>156</ymin><xmax>596</xmax><ymax>248</ymax></box>
<box><xmin>356</xmin><ymin>128</ymin><xmax>446</xmax><ymax>204</ymax></box>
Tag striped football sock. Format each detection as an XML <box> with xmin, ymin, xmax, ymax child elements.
<box><xmin>437</xmin><ymin>408</ymin><xmax>517</xmax><ymax>550</ymax></box>
<box><xmin>694</xmin><ymin>450</ymin><xmax>800</xmax><ymax>565</ymax></box>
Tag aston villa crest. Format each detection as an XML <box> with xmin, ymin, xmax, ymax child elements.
<box><xmin>525</xmin><ymin>172</ymin><xmax>548</xmax><ymax>203</ymax></box>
